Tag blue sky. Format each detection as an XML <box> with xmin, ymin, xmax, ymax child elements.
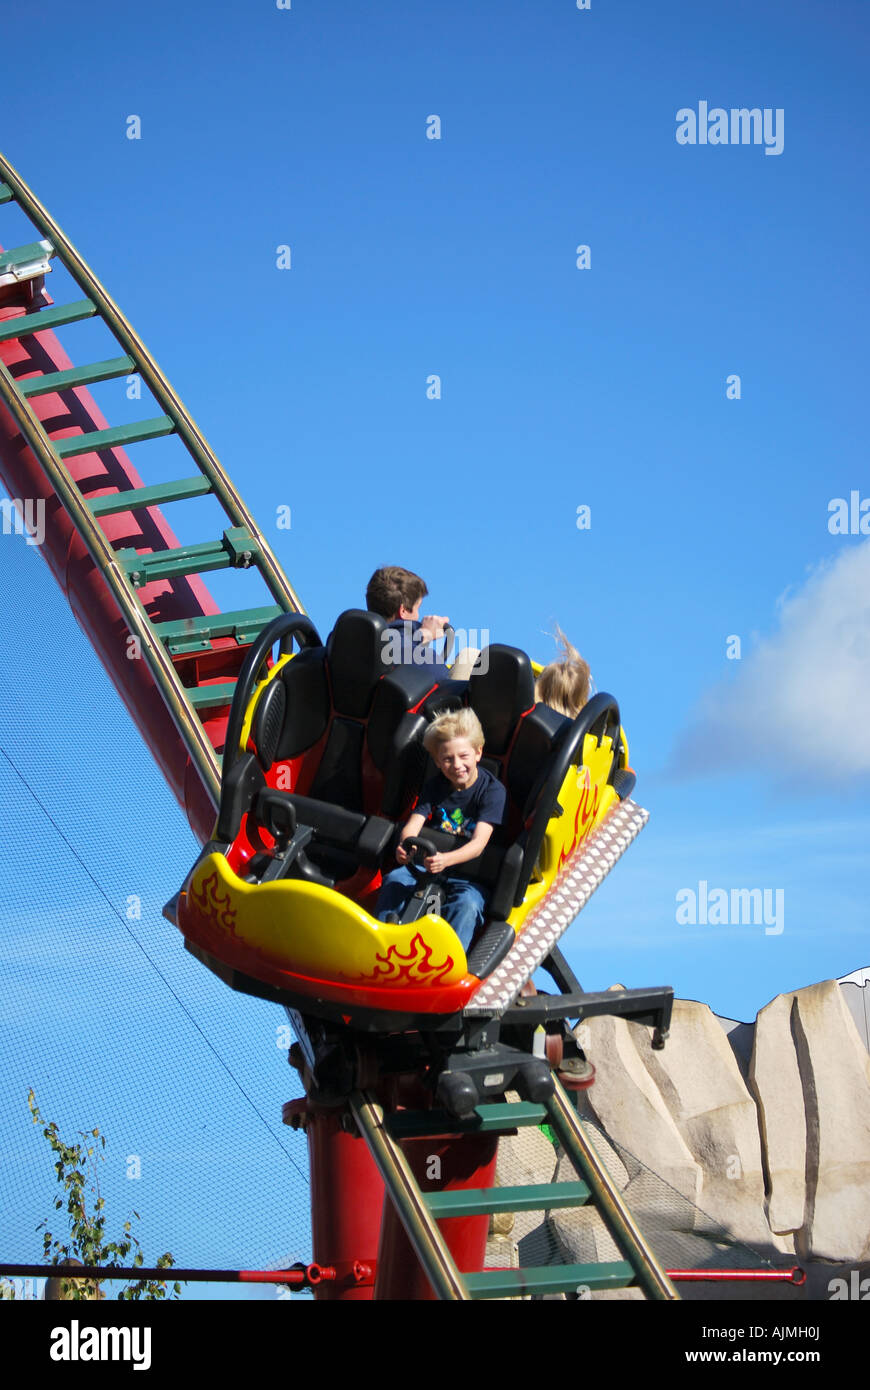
<box><xmin>1</xmin><ymin>0</ymin><xmax>868</xmax><ymax>1292</ymax></box>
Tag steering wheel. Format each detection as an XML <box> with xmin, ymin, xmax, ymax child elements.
<box><xmin>401</xmin><ymin>835</ymin><xmax>441</xmax><ymax>879</ymax></box>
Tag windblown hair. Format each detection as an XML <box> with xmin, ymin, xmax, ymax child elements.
<box><xmin>423</xmin><ymin>706</ymin><xmax>485</xmax><ymax>754</ymax></box>
<box><xmin>535</xmin><ymin>626</ymin><xmax>590</xmax><ymax>719</ymax></box>
<box><xmin>366</xmin><ymin>566</ymin><xmax>428</xmax><ymax>619</ymax></box>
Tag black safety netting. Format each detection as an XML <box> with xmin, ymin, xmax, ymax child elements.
<box><xmin>0</xmin><ymin>533</ymin><xmax>311</xmax><ymax>1299</ymax></box>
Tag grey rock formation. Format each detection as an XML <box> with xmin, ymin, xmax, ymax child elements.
<box><xmin>493</xmin><ymin>968</ymin><xmax>870</xmax><ymax>1295</ymax></box>
<box><xmin>753</xmin><ymin>980</ymin><xmax>870</xmax><ymax>1262</ymax></box>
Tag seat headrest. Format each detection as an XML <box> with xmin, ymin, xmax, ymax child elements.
<box><xmin>326</xmin><ymin>609</ymin><xmax>392</xmax><ymax>718</ymax></box>
<box><xmin>468</xmin><ymin>645</ymin><xmax>536</xmax><ymax>754</ymax></box>
<box><xmin>367</xmin><ymin>667</ymin><xmax>438</xmax><ymax>765</ymax></box>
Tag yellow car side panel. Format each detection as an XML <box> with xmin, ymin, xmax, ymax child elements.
<box><xmin>185</xmin><ymin>854</ymin><xmax>468</xmax><ymax>987</ymax></box>
<box><xmin>506</xmin><ymin>733</ymin><xmax>621</xmax><ymax>930</ymax></box>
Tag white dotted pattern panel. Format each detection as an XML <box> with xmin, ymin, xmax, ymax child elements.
<box><xmin>464</xmin><ymin>799</ymin><xmax>650</xmax><ymax>1016</ymax></box>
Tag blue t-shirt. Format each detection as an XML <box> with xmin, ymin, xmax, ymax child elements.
<box><xmin>383</xmin><ymin>619</ymin><xmax>450</xmax><ymax>682</ymax></box>
<box><xmin>415</xmin><ymin>766</ymin><xmax>507</xmax><ymax>843</ymax></box>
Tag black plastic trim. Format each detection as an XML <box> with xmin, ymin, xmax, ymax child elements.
<box><xmin>514</xmin><ymin>692</ymin><xmax>622</xmax><ymax>907</ymax></box>
<box><xmin>223</xmin><ymin>612</ymin><xmax>322</xmax><ymax>776</ymax></box>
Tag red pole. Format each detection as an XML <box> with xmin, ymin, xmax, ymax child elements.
<box><xmin>284</xmin><ymin>1099</ymin><xmax>383</xmax><ymax>1302</ymax></box>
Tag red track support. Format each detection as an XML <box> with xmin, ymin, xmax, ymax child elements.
<box><xmin>374</xmin><ymin>1132</ymin><xmax>499</xmax><ymax>1301</ymax></box>
<box><xmin>285</xmin><ymin>1100</ymin><xmax>384</xmax><ymax>1302</ymax></box>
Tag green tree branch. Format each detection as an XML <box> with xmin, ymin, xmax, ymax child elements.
<box><xmin>25</xmin><ymin>1089</ymin><xmax>182</xmax><ymax>1301</ymax></box>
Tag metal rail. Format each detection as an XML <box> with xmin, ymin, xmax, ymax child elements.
<box><xmin>351</xmin><ymin>1082</ymin><xmax>680</xmax><ymax>1301</ymax></box>
<box><xmin>546</xmin><ymin>1077</ymin><xmax>679</xmax><ymax>1301</ymax></box>
<box><xmin>349</xmin><ymin>1091</ymin><xmax>470</xmax><ymax>1301</ymax></box>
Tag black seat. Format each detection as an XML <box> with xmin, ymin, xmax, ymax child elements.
<box><xmin>216</xmin><ymin>610</ymin><xmax>453</xmax><ymax>878</ymax></box>
<box><xmin>254</xmin><ymin>788</ymin><xmax>393</xmax><ymax>864</ymax></box>
<box><xmin>467</xmin><ymin>645</ymin><xmax>537</xmax><ymax>762</ymax></box>
<box><xmin>508</xmin><ymin>692</ymin><xmax>625</xmax><ymax>907</ymax></box>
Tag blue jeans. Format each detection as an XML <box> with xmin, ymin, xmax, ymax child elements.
<box><xmin>377</xmin><ymin>866</ymin><xmax>487</xmax><ymax>952</ymax></box>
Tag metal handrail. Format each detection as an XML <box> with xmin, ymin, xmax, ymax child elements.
<box><xmin>349</xmin><ymin>1091</ymin><xmax>470</xmax><ymax>1301</ymax></box>
<box><xmin>546</xmin><ymin>1077</ymin><xmax>679</xmax><ymax>1301</ymax></box>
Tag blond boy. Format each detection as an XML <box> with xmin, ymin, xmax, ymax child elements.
<box><xmin>376</xmin><ymin>708</ymin><xmax>506</xmax><ymax>950</ymax></box>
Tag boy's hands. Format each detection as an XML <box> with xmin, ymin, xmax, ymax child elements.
<box><xmin>397</xmin><ymin>841</ymin><xmax>452</xmax><ymax>871</ymax></box>
<box><xmin>396</xmin><ymin>814</ymin><xmax>426</xmax><ymax>863</ymax></box>
<box><xmin>398</xmin><ymin>823</ymin><xmax>493</xmax><ymax>873</ymax></box>
<box><xmin>425</xmin><ymin>822</ymin><xmax>494</xmax><ymax>874</ymax></box>
<box><xmin>419</xmin><ymin>613</ymin><xmax>449</xmax><ymax>642</ymax></box>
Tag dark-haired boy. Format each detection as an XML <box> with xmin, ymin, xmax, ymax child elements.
<box><xmin>366</xmin><ymin>565</ymin><xmax>451</xmax><ymax>678</ymax></box>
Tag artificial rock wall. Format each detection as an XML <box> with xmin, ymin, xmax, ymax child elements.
<box><xmin>495</xmin><ymin>971</ymin><xmax>870</xmax><ymax>1281</ymax></box>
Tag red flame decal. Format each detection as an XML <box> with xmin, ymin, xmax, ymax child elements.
<box><xmin>352</xmin><ymin>932</ymin><xmax>456</xmax><ymax>986</ymax></box>
<box><xmin>558</xmin><ymin>773</ymin><xmax>601</xmax><ymax>870</ymax></box>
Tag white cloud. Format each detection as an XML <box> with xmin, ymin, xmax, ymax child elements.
<box><xmin>679</xmin><ymin>541</ymin><xmax>870</xmax><ymax>782</ymax></box>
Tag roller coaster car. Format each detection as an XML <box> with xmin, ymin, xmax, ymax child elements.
<box><xmin>166</xmin><ymin>610</ymin><xmax>637</xmax><ymax>1031</ymax></box>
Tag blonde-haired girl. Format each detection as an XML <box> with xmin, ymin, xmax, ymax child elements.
<box><xmin>535</xmin><ymin>627</ymin><xmax>591</xmax><ymax>719</ymax></box>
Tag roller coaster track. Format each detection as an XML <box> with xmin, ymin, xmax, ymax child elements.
<box><xmin>0</xmin><ymin>151</ymin><xmax>303</xmax><ymax>820</ymax></box>
<box><xmin>350</xmin><ymin>1081</ymin><xmax>679</xmax><ymax>1300</ymax></box>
